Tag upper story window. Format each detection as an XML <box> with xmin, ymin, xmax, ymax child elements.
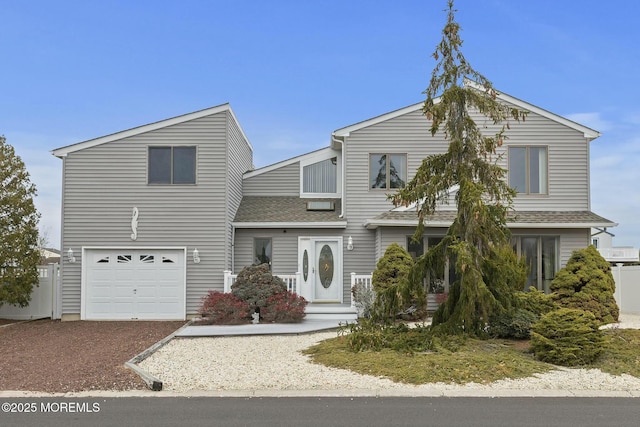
<box><xmin>303</xmin><ymin>157</ymin><xmax>337</xmax><ymax>193</ymax></box>
<box><xmin>508</xmin><ymin>146</ymin><xmax>547</xmax><ymax>194</ymax></box>
<box><xmin>148</xmin><ymin>146</ymin><xmax>196</xmax><ymax>184</ymax></box>
<box><xmin>370</xmin><ymin>153</ymin><xmax>407</xmax><ymax>190</ymax></box>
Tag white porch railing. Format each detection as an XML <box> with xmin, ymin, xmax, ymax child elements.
<box><xmin>350</xmin><ymin>272</ymin><xmax>373</xmax><ymax>308</ymax></box>
<box><xmin>598</xmin><ymin>247</ymin><xmax>640</xmax><ymax>263</ymax></box>
<box><xmin>223</xmin><ymin>270</ymin><xmax>300</xmax><ymax>294</ymax></box>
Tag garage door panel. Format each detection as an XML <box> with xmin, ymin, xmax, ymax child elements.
<box><xmin>85</xmin><ymin>249</ymin><xmax>185</xmax><ymax>320</ymax></box>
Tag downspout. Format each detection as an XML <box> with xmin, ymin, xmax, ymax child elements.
<box><xmin>231</xmin><ymin>224</ymin><xmax>236</xmax><ymax>273</ymax></box>
<box><xmin>331</xmin><ymin>135</ymin><xmax>345</xmax><ymax>218</ymax></box>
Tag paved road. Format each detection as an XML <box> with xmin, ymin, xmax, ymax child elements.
<box><xmin>1</xmin><ymin>397</ymin><xmax>638</xmax><ymax>427</ymax></box>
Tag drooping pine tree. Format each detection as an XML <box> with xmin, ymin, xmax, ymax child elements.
<box><xmin>388</xmin><ymin>0</ymin><xmax>528</xmax><ymax>335</ymax></box>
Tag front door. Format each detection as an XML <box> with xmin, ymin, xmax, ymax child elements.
<box><xmin>298</xmin><ymin>237</ymin><xmax>343</xmax><ymax>303</ymax></box>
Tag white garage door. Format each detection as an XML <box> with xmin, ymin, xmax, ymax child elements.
<box><xmin>84</xmin><ymin>249</ymin><xmax>185</xmax><ymax>320</ymax></box>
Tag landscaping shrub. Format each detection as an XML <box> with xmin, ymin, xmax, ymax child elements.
<box><xmin>231</xmin><ymin>263</ymin><xmax>287</xmax><ymax>313</ymax></box>
<box><xmin>550</xmin><ymin>245</ymin><xmax>619</xmax><ymax>325</ymax></box>
<box><xmin>371</xmin><ymin>243</ymin><xmax>424</xmax><ymax>320</ymax></box>
<box><xmin>488</xmin><ymin>308</ymin><xmax>538</xmax><ymax>339</ymax></box>
<box><xmin>530</xmin><ymin>308</ymin><xmax>604</xmax><ymax>366</ymax></box>
<box><xmin>199</xmin><ymin>291</ymin><xmax>250</xmax><ymax>325</ymax></box>
<box><xmin>261</xmin><ymin>292</ymin><xmax>307</xmax><ymax>323</ymax></box>
<box><xmin>351</xmin><ymin>281</ymin><xmax>375</xmax><ymax>319</ymax></box>
<box><xmin>341</xmin><ymin>319</ymin><xmax>436</xmax><ymax>353</ymax></box>
<box><xmin>516</xmin><ymin>287</ymin><xmax>557</xmax><ymax>317</ymax></box>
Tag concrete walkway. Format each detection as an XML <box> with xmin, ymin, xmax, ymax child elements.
<box><xmin>176</xmin><ymin>320</ymin><xmax>345</xmax><ymax>337</ymax></box>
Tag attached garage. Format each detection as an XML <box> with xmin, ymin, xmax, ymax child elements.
<box><xmin>82</xmin><ymin>248</ymin><xmax>186</xmax><ymax>320</ymax></box>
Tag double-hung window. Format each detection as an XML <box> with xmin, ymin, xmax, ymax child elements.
<box><xmin>148</xmin><ymin>146</ymin><xmax>196</xmax><ymax>184</ymax></box>
<box><xmin>370</xmin><ymin>153</ymin><xmax>407</xmax><ymax>190</ymax></box>
<box><xmin>509</xmin><ymin>146</ymin><xmax>547</xmax><ymax>194</ymax></box>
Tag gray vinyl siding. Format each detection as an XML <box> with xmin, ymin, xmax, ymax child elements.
<box><xmin>60</xmin><ymin>110</ymin><xmax>250</xmax><ymax>316</ymax></box>
<box><xmin>225</xmin><ymin>116</ymin><xmax>253</xmax><ymax>271</ymax></box>
<box><xmin>243</xmin><ymin>162</ymin><xmax>299</xmax><ymax>196</ymax></box>
<box><xmin>338</xmin><ymin>106</ymin><xmax>593</xmax><ymax>286</ymax></box>
<box><xmin>234</xmin><ymin>228</ymin><xmax>354</xmax><ymax>302</ymax></box>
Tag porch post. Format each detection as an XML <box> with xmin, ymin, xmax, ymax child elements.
<box><xmin>223</xmin><ymin>270</ymin><xmax>232</xmax><ymax>293</ymax></box>
<box><xmin>350</xmin><ymin>272</ymin><xmax>356</xmax><ymax>308</ymax></box>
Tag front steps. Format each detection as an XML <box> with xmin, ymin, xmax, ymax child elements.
<box><xmin>304</xmin><ymin>303</ymin><xmax>358</xmax><ymax>322</ymax></box>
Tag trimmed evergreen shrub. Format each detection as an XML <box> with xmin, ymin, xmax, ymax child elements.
<box><xmin>199</xmin><ymin>291</ymin><xmax>250</xmax><ymax>325</ymax></box>
<box><xmin>550</xmin><ymin>245</ymin><xmax>619</xmax><ymax>325</ymax></box>
<box><xmin>372</xmin><ymin>243</ymin><xmax>414</xmax><ymax>293</ymax></box>
<box><xmin>530</xmin><ymin>308</ymin><xmax>604</xmax><ymax>366</ymax></box>
<box><xmin>261</xmin><ymin>292</ymin><xmax>307</xmax><ymax>323</ymax></box>
<box><xmin>371</xmin><ymin>243</ymin><xmax>425</xmax><ymax>320</ymax></box>
<box><xmin>231</xmin><ymin>263</ymin><xmax>287</xmax><ymax>313</ymax></box>
<box><xmin>516</xmin><ymin>287</ymin><xmax>557</xmax><ymax>317</ymax></box>
<box><xmin>488</xmin><ymin>308</ymin><xmax>538</xmax><ymax>339</ymax></box>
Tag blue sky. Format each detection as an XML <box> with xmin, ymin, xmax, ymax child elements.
<box><xmin>2</xmin><ymin>0</ymin><xmax>639</xmax><ymax>249</ymax></box>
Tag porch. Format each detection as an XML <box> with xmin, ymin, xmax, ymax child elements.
<box><xmin>223</xmin><ymin>270</ymin><xmax>361</xmax><ymax>321</ymax></box>
<box><xmin>221</xmin><ymin>271</ymin><xmax>445</xmax><ymax>321</ymax></box>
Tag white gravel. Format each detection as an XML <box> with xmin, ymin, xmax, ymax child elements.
<box><xmin>138</xmin><ymin>314</ymin><xmax>640</xmax><ymax>394</ymax></box>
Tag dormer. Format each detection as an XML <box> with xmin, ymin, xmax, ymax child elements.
<box><xmin>299</xmin><ymin>147</ymin><xmax>342</xmax><ymax>198</ymax></box>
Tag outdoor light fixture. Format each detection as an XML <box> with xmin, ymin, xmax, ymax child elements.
<box><xmin>347</xmin><ymin>236</ymin><xmax>354</xmax><ymax>251</ymax></box>
<box><xmin>193</xmin><ymin>248</ymin><xmax>201</xmax><ymax>264</ymax></box>
<box><xmin>67</xmin><ymin>248</ymin><xmax>76</xmax><ymax>263</ymax></box>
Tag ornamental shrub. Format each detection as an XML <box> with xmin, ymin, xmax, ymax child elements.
<box><xmin>199</xmin><ymin>291</ymin><xmax>250</xmax><ymax>325</ymax></box>
<box><xmin>516</xmin><ymin>287</ymin><xmax>557</xmax><ymax>317</ymax></box>
<box><xmin>231</xmin><ymin>263</ymin><xmax>287</xmax><ymax>313</ymax></box>
<box><xmin>371</xmin><ymin>243</ymin><xmax>425</xmax><ymax>320</ymax></box>
<box><xmin>530</xmin><ymin>308</ymin><xmax>604</xmax><ymax>366</ymax></box>
<box><xmin>352</xmin><ymin>281</ymin><xmax>376</xmax><ymax>319</ymax></box>
<box><xmin>261</xmin><ymin>291</ymin><xmax>307</xmax><ymax>323</ymax></box>
<box><xmin>550</xmin><ymin>245</ymin><xmax>619</xmax><ymax>325</ymax></box>
<box><xmin>488</xmin><ymin>308</ymin><xmax>538</xmax><ymax>339</ymax></box>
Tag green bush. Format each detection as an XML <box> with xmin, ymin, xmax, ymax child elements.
<box><xmin>530</xmin><ymin>308</ymin><xmax>604</xmax><ymax>366</ymax></box>
<box><xmin>516</xmin><ymin>287</ymin><xmax>557</xmax><ymax>317</ymax></box>
<box><xmin>351</xmin><ymin>281</ymin><xmax>376</xmax><ymax>319</ymax></box>
<box><xmin>231</xmin><ymin>263</ymin><xmax>287</xmax><ymax>313</ymax></box>
<box><xmin>550</xmin><ymin>245</ymin><xmax>619</xmax><ymax>325</ymax></box>
<box><xmin>371</xmin><ymin>243</ymin><xmax>425</xmax><ymax>320</ymax></box>
<box><xmin>341</xmin><ymin>319</ymin><xmax>436</xmax><ymax>353</ymax></box>
<box><xmin>199</xmin><ymin>291</ymin><xmax>250</xmax><ymax>325</ymax></box>
<box><xmin>261</xmin><ymin>292</ymin><xmax>307</xmax><ymax>323</ymax></box>
<box><xmin>488</xmin><ymin>308</ymin><xmax>538</xmax><ymax>339</ymax></box>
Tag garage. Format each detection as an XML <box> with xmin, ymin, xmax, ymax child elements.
<box><xmin>83</xmin><ymin>248</ymin><xmax>186</xmax><ymax>320</ymax></box>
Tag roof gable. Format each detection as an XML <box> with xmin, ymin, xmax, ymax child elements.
<box><xmin>244</xmin><ymin>146</ymin><xmax>339</xmax><ymax>179</ymax></box>
<box><xmin>333</xmin><ymin>83</ymin><xmax>600</xmax><ymax>140</ymax></box>
<box><xmin>51</xmin><ymin>103</ymin><xmax>252</xmax><ymax>157</ymax></box>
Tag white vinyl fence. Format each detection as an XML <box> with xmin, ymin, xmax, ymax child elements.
<box><xmin>0</xmin><ymin>264</ymin><xmax>60</xmax><ymax>320</ymax></box>
<box><xmin>613</xmin><ymin>264</ymin><xmax>640</xmax><ymax>314</ymax></box>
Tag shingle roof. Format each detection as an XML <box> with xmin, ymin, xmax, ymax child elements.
<box><xmin>364</xmin><ymin>210</ymin><xmax>617</xmax><ymax>229</ymax></box>
<box><xmin>233</xmin><ymin>196</ymin><xmax>344</xmax><ymax>226</ymax></box>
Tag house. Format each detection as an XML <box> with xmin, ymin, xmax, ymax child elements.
<box><xmin>40</xmin><ymin>247</ymin><xmax>61</xmax><ymax>264</ymax></box>
<box><xmin>52</xmin><ymin>86</ymin><xmax>617</xmax><ymax>321</ymax></box>
<box><xmin>591</xmin><ymin>227</ymin><xmax>639</xmax><ymax>264</ymax></box>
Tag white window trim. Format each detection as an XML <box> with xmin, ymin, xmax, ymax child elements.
<box><xmin>299</xmin><ymin>150</ymin><xmax>342</xmax><ymax>198</ymax></box>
